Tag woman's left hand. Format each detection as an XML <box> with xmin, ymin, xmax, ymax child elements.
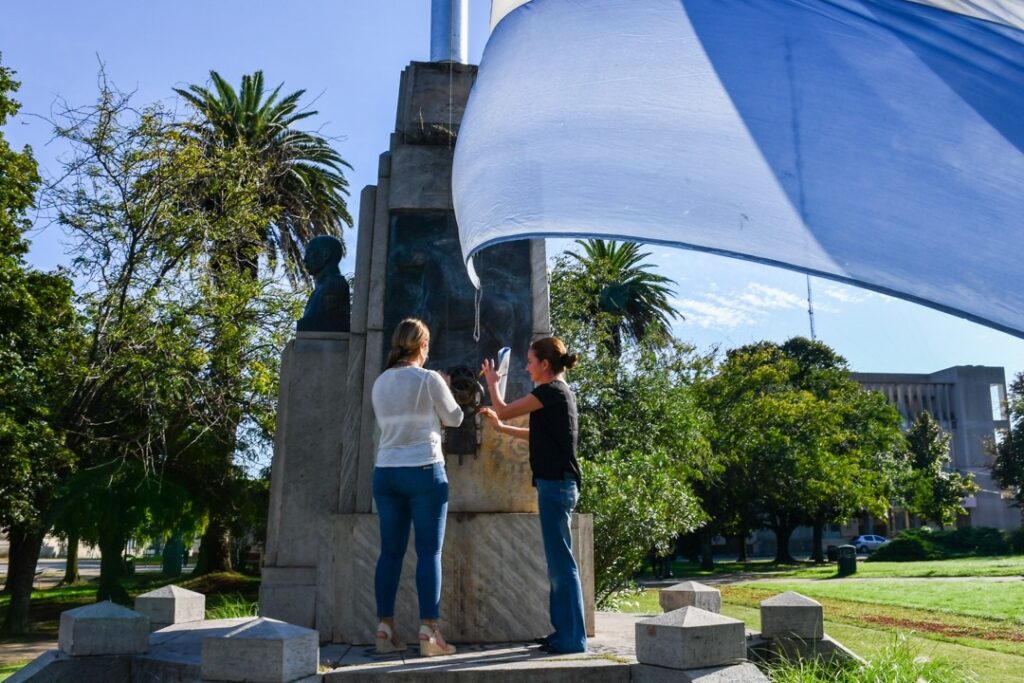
<box><xmin>480</xmin><ymin>358</ymin><xmax>500</xmax><ymax>388</ymax></box>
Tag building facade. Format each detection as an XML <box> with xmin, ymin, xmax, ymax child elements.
<box><xmin>853</xmin><ymin>365</ymin><xmax>1016</xmax><ymax>531</ymax></box>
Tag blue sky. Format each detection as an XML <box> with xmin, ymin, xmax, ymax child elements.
<box><xmin>3</xmin><ymin>1</ymin><xmax>1021</xmax><ymax>384</ymax></box>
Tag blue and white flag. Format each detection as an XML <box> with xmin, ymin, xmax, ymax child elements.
<box><xmin>453</xmin><ymin>0</ymin><xmax>1024</xmax><ymax>338</ymax></box>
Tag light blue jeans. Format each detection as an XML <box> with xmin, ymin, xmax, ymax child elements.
<box><xmin>373</xmin><ymin>463</ymin><xmax>449</xmax><ymax>619</ymax></box>
<box><xmin>536</xmin><ymin>475</ymin><xmax>588</xmax><ymax>653</ymax></box>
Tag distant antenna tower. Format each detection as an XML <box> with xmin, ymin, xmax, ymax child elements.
<box><xmin>806</xmin><ymin>275</ymin><xmax>817</xmax><ymax>341</ymax></box>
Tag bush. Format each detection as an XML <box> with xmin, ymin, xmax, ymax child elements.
<box><xmin>869</xmin><ymin>526</ymin><xmax>1010</xmax><ymax>562</ymax></box>
<box><xmin>1008</xmin><ymin>526</ymin><xmax>1024</xmax><ymax>554</ymax></box>
<box><xmin>869</xmin><ymin>533</ymin><xmax>933</xmax><ymax>561</ymax></box>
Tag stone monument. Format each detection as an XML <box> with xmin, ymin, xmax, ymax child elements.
<box><xmin>260</xmin><ymin>1</ymin><xmax>595</xmax><ymax>645</ymax></box>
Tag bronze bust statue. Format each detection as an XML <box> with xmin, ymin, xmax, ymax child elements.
<box><xmin>297</xmin><ymin>235</ymin><xmax>351</xmax><ymax>333</ymax></box>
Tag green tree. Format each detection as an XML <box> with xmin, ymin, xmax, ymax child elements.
<box><xmin>551</xmin><ymin>251</ymin><xmax>709</xmax><ymax>603</ymax></box>
<box><xmin>992</xmin><ymin>372</ymin><xmax>1024</xmax><ymax>522</ymax></box>
<box><xmin>174</xmin><ymin>70</ymin><xmax>352</xmax><ymax>572</ymax></box>
<box><xmin>904</xmin><ymin>411</ymin><xmax>978</xmax><ymax>529</ymax></box>
<box><xmin>0</xmin><ymin>55</ymin><xmax>81</xmax><ymax>634</ymax></box>
<box><xmin>44</xmin><ymin>72</ymin><xmax>298</xmax><ymax>597</ymax></box>
<box><xmin>559</xmin><ymin>240</ymin><xmax>679</xmax><ymax>358</ymax></box>
<box><xmin>174</xmin><ymin>70</ymin><xmax>353</xmax><ymax>279</ymax></box>
<box><xmin>704</xmin><ymin>339</ymin><xmax>904</xmax><ymax>564</ymax></box>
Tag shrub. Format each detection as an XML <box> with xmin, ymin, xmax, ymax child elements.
<box><xmin>1008</xmin><ymin>526</ymin><xmax>1024</xmax><ymax>554</ymax></box>
<box><xmin>868</xmin><ymin>526</ymin><xmax>1010</xmax><ymax>562</ymax></box>
<box><xmin>869</xmin><ymin>533</ymin><xmax>933</xmax><ymax>562</ymax></box>
<box><xmin>939</xmin><ymin>526</ymin><xmax>1009</xmax><ymax>556</ymax></box>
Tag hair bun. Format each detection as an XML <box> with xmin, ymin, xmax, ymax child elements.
<box><xmin>561</xmin><ymin>353</ymin><xmax>579</xmax><ymax>370</ymax></box>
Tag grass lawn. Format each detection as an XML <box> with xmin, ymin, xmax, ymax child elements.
<box><xmin>0</xmin><ymin>662</ymin><xmax>27</xmax><ymax>679</ymax></box>
<box><xmin>645</xmin><ymin>555</ymin><xmax>1024</xmax><ymax>581</ymax></box>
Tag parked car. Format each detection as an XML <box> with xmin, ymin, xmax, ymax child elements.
<box><xmin>851</xmin><ymin>534</ymin><xmax>889</xmax><ymax>554</ymax></box>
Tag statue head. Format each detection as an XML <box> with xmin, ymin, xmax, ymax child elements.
<box><xmin>303</xmin><ymin>235</ymin><xmax>344</xmax><ymax>277</ymax></box>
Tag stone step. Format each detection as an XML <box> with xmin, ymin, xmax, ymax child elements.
<box><xmin>322</xmin><ymin>644</ymin><xmax>630</xmax><ymax>682</ymax></box>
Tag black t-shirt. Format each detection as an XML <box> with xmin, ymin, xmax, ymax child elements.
<box><xmin>529</xmin><ymin>380</ymin><xmax>582</xmax><ymax>487</ymax></box>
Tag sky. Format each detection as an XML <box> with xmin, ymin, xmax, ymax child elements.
<box><xmin>2</xmin><ymin>0</ymin><xmax>1021</xmax><ymax>385</ymax></box>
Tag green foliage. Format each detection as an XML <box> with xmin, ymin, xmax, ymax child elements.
<box><xmin>580</xmin><ymin>448</ymin><xmax>705</xmax><ymax>604</ymax></box>
<box><xmin>902</xmin><ymin>412</ymin><xmax>978</xmax><ymax>528</ymax></box>
<box><xmin>551</xmin><ymin>244</ymin><xmax>709</xmax><ymax>604</ymax></box>
<box><xmin>556</xmin><ymin>240</ymin><xmax>679</xmax><ymax>358</ymax></box>
<box><xmin>0</xmin><ymin>55</ymin><xmax>79</xmax><ymax>536</ymax></box>
<box><xmin>869</xmin><ymin>527</ymin><xmax>1010</xmax><ymax>562</ymax></box>
<box><xmin>701</xmin><ymin>338</ymin><xmax>905</xmax><ymax>563</ymax></box>
<box><xmin>1008</xmin><ymin>526</ymin><xmax>1024</xmax><ymax>554</ymax></box>
<box><xmin>765</xmin><ymin>632</ymin><xmax>976</xmax><ymax>683</ymax></box>
<box><xmin>992</xmin><ymin>372</ymin><xmax>1024</xmax><ymax>522</ymax></box>
<box><xmin>205</xmin><ymin>592</ymin><xmax>259</xmax><ymax>619</ymax></box>
<box><xmin>175</xmin><ymin>70</ymin><xmax>353</xmax><ymax>282</ymax></box>
<box><xmin>41</xmin><ymin>70</ymin><xmax>300</xmax><ymax>594</ymax></box>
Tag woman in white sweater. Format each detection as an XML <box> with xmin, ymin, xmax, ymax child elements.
<box><xmin>371</xmin><ymin>318</ymin><xmax>463</xmax><ymax>657</ymax></box>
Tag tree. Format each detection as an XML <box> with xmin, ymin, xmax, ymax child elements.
<box><xmin>43</xmin><ymin>71</ymin><xmax>299</xmax><ymax>597</ymax></box>
<box><xmin>174</xmin><ymin>70</ymin><xmax>352</xmax><ymax>572</ymax></box>
<box><xmin>992</xmin><ymin>372</ymin><xmax>1024</xmax><ymax>521</ymax></box>
<box><xmin>904</xmin><ymin>411</ymin><xmax>978</xmax><ymax>528</ymax></box>
<box><xmin>551</xmin><ymin>251</ymin><xmax>709</xmax><ymax>603</ymax></box>
<box><xmin>559</xmin><ymin>240</ymin><xmax>679</xmax><ymax>358</ymax></box>
<box><xmin>174</xmin><ymin>70</ymin><xmax>353</xmax><ymax>280</ymax></box>
<box><xmin>703</xmin><ymin>339</ymin><xmax>904</xmax><ymax>564</ymax></box>
<box><xmin>0</xmin><ymin>55</ymin><xmax>80</xmax><ymax>633</ymax></box>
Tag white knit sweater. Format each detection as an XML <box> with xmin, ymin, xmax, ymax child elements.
<box><xmin>371</xmin><ymin>366</ymin><xmax>464</xmax><ymax>467</ymax></box>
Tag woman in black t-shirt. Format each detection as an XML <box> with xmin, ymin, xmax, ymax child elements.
<box><xmin>480</xmin><ymin>337</ymin><xmax>587</xmax><ymax>654</ymax></box>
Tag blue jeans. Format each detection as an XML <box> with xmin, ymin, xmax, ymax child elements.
<box><xmin>536</xmin><ymin>476</ymin><xmax>588</xmax><ymax>653</ymax></box>
<box><xmin>373</xmin><ymin>463</ymin><xmax>449</xmax><ymax>619</ymax></box>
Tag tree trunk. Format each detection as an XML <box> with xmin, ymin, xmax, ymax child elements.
<box><xmin>736</xmin><ymin>531</ymin><xmax>749</xmax><ymax>563</ymax></box>
<box><xmin>62</xmin><ymin>531</ymin><xmax>81</xmax><ymax>585</ymax></box>
<box><xmin>194</xmin><ymin>516</ymin><xmax>233</xmax><ymax>575</ymax></box>
<box><xmin>772</xmin><ymin>524</ymin><xmax>796</xmax><ymax>564</ymax></box>
<box><xmin>96</xmin><ymin>528</ymin><xmax>128</xmax><ymax>603</ymax></box>
<box><xmin>699</xmin><ymin>530</ymin><xmax>714</xmax><ymax>572</ymax></box>
<box><xmin>811</xmin><ymin>516</ymin><xmax>825</xmax><ymax>564</ymax></box>
<box><xmin>1</xmin><ymin>524</ymin><xmax>45</xmax><ymax>635</ymax></box>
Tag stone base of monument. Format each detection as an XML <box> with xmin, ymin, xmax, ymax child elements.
<box><xmin>9</xmin><ymin>611</ymin><xmax>641</xmax><ymax>683</ymax></box>
<box><xmin>263</xmin><ymin>512</ymin><xmax>595</xmax><ymax>645</ymax></box>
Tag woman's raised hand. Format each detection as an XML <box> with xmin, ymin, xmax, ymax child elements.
<box><xmin>480</xmin><ymin>358</ymin><xmax>500</xmax><ymax>388</ymax></box>
<box><xmin>479</xmin><ymin>407</ymin><xmax>500</xmax><ymax>425</ymax></box>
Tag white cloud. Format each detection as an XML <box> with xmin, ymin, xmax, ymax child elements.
<box><xmin>820</xmin><ymin>283</ymin><xmax>865</xmax><ymax>304</ymax></box>
<box><xmin>673</xmin><ymin>282</ymin><xmax>805</xmax><ymax>329</ymax></box>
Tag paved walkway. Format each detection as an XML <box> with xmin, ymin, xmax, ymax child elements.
<box><xmin>0</xmin><ymin>639</ymin><xmax>55</xmax><ymax>666</ymax></box>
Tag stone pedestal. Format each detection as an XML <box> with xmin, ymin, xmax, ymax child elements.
<box><xmin>759</xmin><ymin>592</ymin><xmax>823</xmax><ymax>639</ymax></box>
<box><xmin>445</xmin><ymin>416</ymin><xmax>536</xmax><ymax>512</ymax></box>
<box><xmin>201</xmin><ymin>618</ymin><xmax>318</xmax><ymax>683</ymax></box>
<box><xmin>659</xmin><ymin>581</ymin><xmax>721</xmax><ymax>614</ymax></box>
<box><xmin>261</xmin><ymin>333</ymin><xmax>352</xmax><ymax>635</ymax></box>
<box><xmin>58</xmin><ymin>602</ymin><xmax>149</xmax><ymax>656</ymax></box>
<box><xmin>635</xmin><ymin>608</ymin><xmax>746</xmax><ymax>671</ymax></box>
<box><xmin>135</xmin><ymin>584</ymin><xmax>205</xmax><ymax>631</ymax></box>
<box><xmin>327</xmin><ymin>512</ymin><xmax>594</xmax><ymax>644</ymax></box>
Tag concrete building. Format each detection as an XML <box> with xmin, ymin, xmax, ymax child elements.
<box><xmin>853</xmin><ymin>365</ymin><xmax>1016</xmax><ymax>531</ymax></box>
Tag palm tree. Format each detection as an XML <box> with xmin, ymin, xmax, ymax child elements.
<box><xmin>174</xmin><ymin>70</ymin><xmax>352</xmax><ymax>281</ymax></box>
<box><xmin>174</xmin><ymin>71</ymin><xmax>353</xmax><ymax>573</ymax></box>
<box><xmin>566</xmin><ymin>239</ymin><xmax>680</xmax><ymax>357</ymax></box>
